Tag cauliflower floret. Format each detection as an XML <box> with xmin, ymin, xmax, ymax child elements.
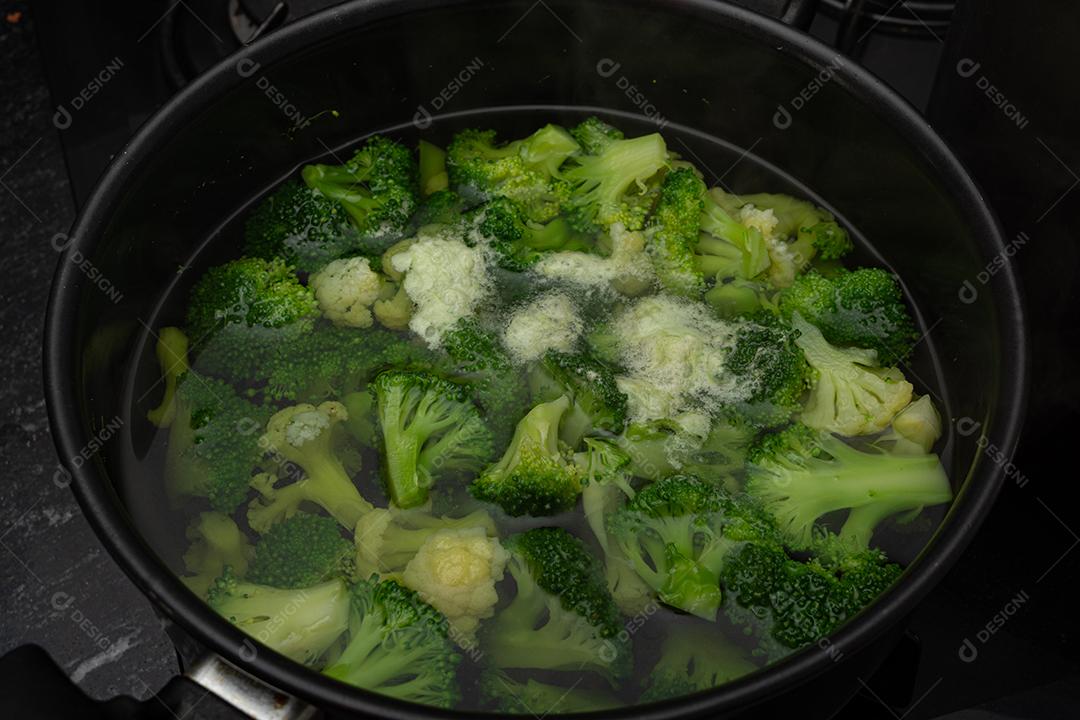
<box><xmin>530</xmin><ymin>223</ymin><xmax>655</xmax><ymax>297</ymax></box>
<box><xmin>503</xmin><ymin>291</ymin><xmax>584</xmax><ymax>364</ymax></box>
<box><xmin>391</xmin><ymin>236</ymin><xmax>490</xmax><ymax>348</ymax></box>
<box><xmin>309</xmin><ymin>256</ymin><xmax>383</xmax><ymax>328</ymax></box>
<box><xmin>402</xmin><ymin>527</ymin><xmax>509</xmax><ymax>644</ymax></box>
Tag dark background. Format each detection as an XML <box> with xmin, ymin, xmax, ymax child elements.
<box><xmin>0</xmin><ymin>0</ymin><xmax>1077</xmax><ymax>717</ymax></box>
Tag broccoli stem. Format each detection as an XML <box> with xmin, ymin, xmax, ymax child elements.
<box><xmin>418</xmin><ymin>140</ymin><xmax>449</xmax><ymax>196</ymax></box>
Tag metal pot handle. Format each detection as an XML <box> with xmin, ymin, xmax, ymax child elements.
<box><xmin>725</xmin><ymin>0</ymin><xmax>819</xmax><ymax>28</ymax></box>
<box><xmin>0</xmin><ymin>645</ymin><xmax>313</xmax><ymax>719</ymax></box>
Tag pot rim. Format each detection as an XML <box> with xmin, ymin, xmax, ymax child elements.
<box><xmin>43</xmin><ymin>0</ymin><xmax>1028</xmax><ymax>717</ymax></box>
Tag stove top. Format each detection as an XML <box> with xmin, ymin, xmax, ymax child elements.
<box><xmin>4</xmin><ymin>0</ymin><xmax>1077</xmax><ymax>717</ymax></box>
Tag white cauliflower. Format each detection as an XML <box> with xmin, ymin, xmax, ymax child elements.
<box><xmin>503</xmin><ymin>291</ymin><xmax>583</xmax><ymax>364</ymax></box>
<box><xmin>402</xmin><ymin>527</ymin><xmax>509</xmax><ymax>644</ymax></box>
<box><xmin>309</xmin><ymin>256</ymin><xmax>383</xmax><ymax>328</ymax></box>
<box><xmin>391</xmin><ymin>236</ymin><xmax>490</xmax><ymax>348</ymax></box>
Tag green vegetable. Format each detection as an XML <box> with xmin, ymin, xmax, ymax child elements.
<box><xmin>418</xmin><ymin>140</ymin><xmax>449</xmax><ymax>196</ymax></box>
<box><xmin>562</xmin><ymin>132</ymin><xmax>669</xmax><ymax>232</ymax></box>
<box><xmin>208</xmin><ymin>567</ymin><xmax>349</xmax><ymax>666</ymax></box>
<box><xmin>354</xmin><ymin>507</ymin><xmax>495</xmax><ymax>576</ymax></box>
<box><xmin>243</xmin><ymin>180</ymin><xmax>359</xmax><ymax>272</ymax></box>
<box><xmin>569</xmin><ymin>116</ymin><xmax>625</xmax><ymax>155</ymax></box>
<box><xmin>323</xmin><ymin>577</ymin><xmax>461</xmax><ymax>708</ymax></box>
<box><xmin>301</xmin><ymin>135</ymin><xmax>420</xmax><ymax>251</ymax></box>
<box><xmin>463</xmin><ymin>196</ymin><xmax>589</xmax><ymax>271</ymax></box>
<box><xmin>530</xmin><ymin>350</ymin><xmax>628</xmax><ymax>447</ymax></box>
<box><xmin>780</xmin><ymin>268</ymin><xmax>918</xmax><ymax>363</ymax></box>
<box><xmin>647</xmin><ymin>167</ymin><xmax>706</xmax><ymax>295</ymax></box>
<box><xmin>180</xmin><ymin>512</ymin><xmax>254</xmax><ymax>599</ymax></box>
<box><xmin>446</xmin><ymin>125</ymin><xmax>578</xmax><ymax>223</ymax></box>
<box><xmin>247</xmin><ymin>401</ymin><xmax>373</xmax><ymax>532</ymax></box>
<box><xmin>247</xmin><ymin>512</ymin><xmax>353</xmax><ymax>588</ymax></box>
<box><xmin>745</xmin><ymin>423</ymin><xmax>952</xmax><ymax>548</ymax></box>
<box><xmin>698</xmin><ymin>190</ymin><xmax>771</xmax><ymax>281</ymax></box>
<box><xmin>372</xmin><ymin>370</ymin><xmax>494</xmax><ymax>509</ymax></box>
<box><xmin>484</xmin><ymin>528</ymin><xmax>630</xmax><ymax>682</ymax></box>
<box><xmin>725</xmin><ymin>316</ymin><xmax>810</xmax><ymax>428</ymax></box>
<box><xmin>470</xmin><ymin>397</ymin><xmax>583</xmax><ymax>516</ymax></box>
<box><xmin>641</xmin><ymin>623</ymin><xmax>757</xmax><ymax>701</ymax></box>
<box><xmin>480</xmin><ymin>671</ymin><xmax>619</xmax><ymax>714</ymax></box>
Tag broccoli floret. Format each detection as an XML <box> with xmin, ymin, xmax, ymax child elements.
<box><xmin>745</xmin><ymin>423</ymin><xmax>952</xmax><ymax>549</ymax></box>
<box><xmin>247</xmin><ymin>512</ymin><xmax>353</xmax><ymax>588</ymax></box>
<box><xmin>562</xmin><ymin>132</ymin><xmax>669</xmax><ymax>232</ymax></box>
<box><xmin>180</xmin><ymin>512</ymin><xmax>254</xmax><ymax>599</ymax></box>
<box><xmin>446</xmin><ymin>125</ymin><xmax>578</xmax><ymax>223</ymax></box>
<box><xmin>480</xmin><ymin>671</ymin><xmax>619</xmax><ymax>714</ymax></box>
<box><xmin>440</xmin><ymin>318</ymin><xmax>530</xmax><ymax>449</ymax></box>
<box><xmin>185</xmin><ymin>257</ymin><xmax>318</xmax><ymax>350</ymax></box>
<box><xmin>323</xmin><ymin>577</ymin><xmax>461</xmax><ymax>708</ymax></box>
<box><xmin>791</xmin><ymin>313</ymin><xmax>913</xmax><ymax>436</ymax></box>
<box><xmin>164</xmin><ymin>368</ymin><xmax>271</xmax><ymax>513</ymax></box>
<box><xmin>207</xmin><ymin>567</ymin><xmax>349</xmax><ymax>666</ymax></box>
<box><xmin>301</xmin><ymin>135</ymin><xmax>420</xmax><ymax>251</ymax></box>
<box><xmin>463</xmin><ymin>196</ymin><xmax>590</xmax><ymax>271</ymax></box>
<box><xmin>725</xmin><ymin>316</ymin><xmax>810</xmax><ymax>428</ymax></box>
<box><xmin>147</xmin><ymin>326</ymin><xmax>190</xmax><ymax>427</ymax></box>
<box><xmin>615</xmin><ymin>416</ymin><xmax>754</xmax><ymax>483</ymax></box>
<box><xmin>530</xmin><ymin>350</ymin><xmax>628</xmax><ymax>447</ymax></box>
<box><xmin>354</xmin><ymin>506</ymin><xmax>495</xmax><ymax>576</ymax></box>
<box><xmin>640</xmin><ymin>623</ymin><xmax>757</xmax><ymax>702</ymax></box>
<box><xmin>243</xmin><ymin>180</ymin><xmax>360</xmax><ymax>272</ymax></box>
<box><xmin>569</xmin><ymin>116</ymin><xmax>625</xmax><ymax>155</ymax></box>
<box><xmin>780</xmin><ymin>269</ymin><xmax>919</xmax><ymax>364</ymax></box>
<box><xmin>372</xmin><ymin>370</ymin><xmax>494</xmax><ymax>509</ymax></box>
<box><xmin>418</xmin><ymin>140</ymin><xmax>449</xmax><ymax>196</ymax></box>
<box><xmin>470</xmin><ymin>396</ymin><xmax>583</xmax><ymax>516</ymax></box>
<box><xmin>485</xmin><ymin>528</ymin><xmax>630</xmax><ymax>682</ymax></box>
<box><xmin>576</xmin><ymin>438</ymin><xmax>655</xmax><ymax>615</ymax></box>
<box><xmin>705</xmin><ymin>278</ymin><xmax>770</xmax><ymax>318</ymax></box>
<box><xmin>698</xmin><ymin>191</ymin><xmax>772</xmax><ymax>281</ymax></box>
<box><xmin>720</xmin><ymin>538</ymin><xmax>901</xmax><ymax>654</ymax></box>
<box><xmin>646</xmin><ymin>167</ymin><xmax>705</xmax><ymax>295</ymax></box>
<box><xmin>411</xmin><ymin>188</ymin><xmax>464</xmax><ymax>227</ymax></box>
<box><xmin>247</xmin><ymin>401</ymin><xmax>374</xmax><ymax>532</ymax></box>
<box><xmin>607</xmin><ymin>475</ymin><xmax>775</xmax><ymax>620</ymax></box>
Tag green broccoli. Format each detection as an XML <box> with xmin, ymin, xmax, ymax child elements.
<box><xmin>720</xmin><ymin>537</ymin><xmax>901</xmax><ymax>655</ymax></box>
<box><xmin>569</xmin><ymin>116</ymin><xmax>625</xmax><ymax>155</ymax></box>
<box><xmin>640</xmin><ymin>623</ymin><xmax>757</xmax><ymax>702</ymax></box>
<box><xmin>411</xmin><ymin>188</ymin><xmax>464</xmax><ymax>227</ymax></box>
<box><xmin>576</xmin><ymin>438</ymin><xmax>655</xmax><ymax>614</ymax></box>
<box><xmin>791</xmin><ymin>313</ymin><xmax>913</xmax><ymax>436</ymax></box>
<box><xmin>185</xmin><ymin>257</ymin><xmax>318</xmax><ymax>350</ymax></box>
<box><xmin>322</xmin><ymin>577</ymin><xmax>461</xmax><ymax>708</ymax></box>
<box><xmin>301</xmin><ymin>135</ymin><xmax>420</xmax><ymax>251</ymax></box>
<box><xmin>484</xmin><ymin>528</ymin><xmax>630</xmax><ymax>682</ymax></box>
<box><xmin>354</xmin><ymin>507</ymin><xmax>495</xmax><ymax>576</ymax></box>
<box><xmin>724</xmin><ymin>316</ymin><xmax>810</xmax><ymax>428</ymax></box>
<box><xmin>147</xmin><ymin>326</ymin><xmax>190</xmax><ymax>427</ymax></box>
<box><xmin>562</xmin><ymin>132</ymin><xmax>669</xmax><ymax>232</ymax></box>
<box><xmin>780</xmin><ymin>268</ymin><xmax>919</xmax><ymax>364</ymax></box>
<box><xmin>247</xmin><ymin>401</ymin><xmax>374</xmax><ymax>532</ymax></box>
<box><xmin>745</xmin><ymin>423</ymin><xmax>952</xmax><ymax>549</ymax></box>
<box><xmin>446</xmin><ymin>125</ymin><xmax>578</xmax><ymax>223</ymax></box>
<box><xmin>163</xmin><ymin>367</ymin><xmax>271</xmax><ymax>513</ymax></box>
<box><xmin>615</xmin><ymin>417</ymin><xmax>755</xmax><ymax>483</ymax></box>
<box><xmin>705</xmin><ymin>278</ymin><xmax>770</xmax><ymax>318</ymax></box>
<box><xmin>646</xmin><ymin>167</ymin><xmax>705</xmax><ymax>295</ymax></box>
<box><xmin>698</xmin><ymin>190</ymin><xmax>772</xmax><ymax>281</ymax></box>
<box><xmin>479</xmin><ymin>671</ymin><xmax>619</xmax><ymax>714</ymax></box>
<box><xmin>440</xmin><ymin>318</ymin><xmax>530</xmax><ymax>449</ymax></box>
<box><xmin>243</xmin><ymin>180</ymin><xmax>360</xmax><ymax>272</ymax></box>
<box><xmin>180</xmin><ymin>512</ymin><xmax>254</xmax><ymax>599</ymax></box>
<box><xmin>607</xmin><ymin>475</ymin><xmax>774</xmax><ymax>620</ymax></box>
<box><xmin>372</xmin><ymin>370</ymin><xmax>494</xmax><ymax>509</ymax></box>
<box><xmin>247</xmin><ymin>512</ymin><xmax>353</xmax><ymax>588</ymax></box>
<box><xmin>463</xmin><ymin>196</ymin><xmax>589</xmax><ymax>271</ymax></box>
<box><xmin>530</xmin><ymin>350</ymin><xmax>628</xmax><ymax>448</ymax></box>
<box><xmin>470</xmin><ymin>396</ymin><xmax>583</xmax><ymax>517</ymax></box>
<box><xmin>418</xmin><ymin>139</ymin><xmax>449</xmax><ymax>196</ymax></box>
<box><xmin>207</xmin><ymin>567</ymin><xmax>349</xmax><ymax>666</ymax></box>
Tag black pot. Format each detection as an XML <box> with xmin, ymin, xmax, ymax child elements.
<box><xmin>43</xmin><ymin>0</ymin><xmax>1027</xmax><ymax>717</ymax></box>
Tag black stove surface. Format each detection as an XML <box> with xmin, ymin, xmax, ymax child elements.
<box><xmin>2</xmin><ymin>0</ymin><xmax>1077</xmax><ymax>717</ymax></box>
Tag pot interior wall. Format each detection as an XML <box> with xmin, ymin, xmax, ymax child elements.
<box><xmin>64</xmin><ymin>0</ymin><xmax>1008</xmax><ymax>711</ymax></box>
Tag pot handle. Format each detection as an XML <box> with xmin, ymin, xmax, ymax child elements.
<box><xmin>0</xmin><ymin>645</ymin><xmax>314</xmax><ymax>719</ymax></box>
<box><xmin>725</xmin><ymin>0</ymin><xmax>818</xmax><ymax>28</ymax></box>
